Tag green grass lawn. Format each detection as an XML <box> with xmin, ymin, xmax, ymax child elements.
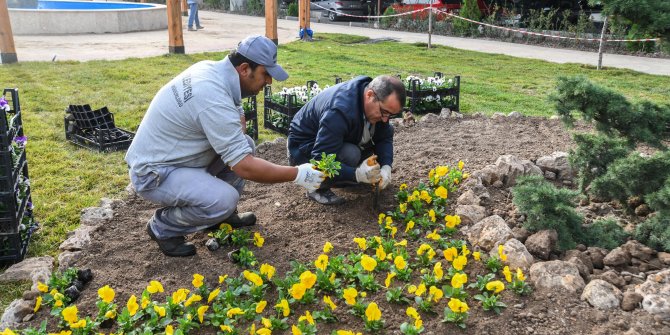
<box><xmin>1</xmin><ymin>33</ymin><xmax>669</xmax><ymax>309</ymax></box>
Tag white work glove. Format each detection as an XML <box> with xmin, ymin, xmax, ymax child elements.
<box><xmin>355</xmin><ymin>160</ymin><xmax>381</xmax><ymax>184</ymax></box>
<box><xmin>379</xmin><ymin>165</ymin><xmax>392</xmax><ymax>190</ymax></box>
<box><xmin>293</xmin><ymin>163</ymin><xmax>325</xmax><ymax>192</ymax></box>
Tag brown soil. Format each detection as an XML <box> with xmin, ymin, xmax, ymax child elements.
<box><xmin>25</xmin><ymin>116</ymin><xmax>667</xmax><ymax>334</ymax></box>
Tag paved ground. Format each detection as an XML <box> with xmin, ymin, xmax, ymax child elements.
<box><xmin>9</xmin><ymin>11</ymin><xmax>670</xmax><ymax>76</ymax></box>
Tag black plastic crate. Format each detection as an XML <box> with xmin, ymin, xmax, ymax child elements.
<box><xmin>0</xmin><ymin>212</ymin><xmax>37</xmax><ymax>264</ymax></box>
<box><xmin>406</xmin><ymin>73</ymin><xmax>460</xmax><ymax>114</ymax></box>
<box><xmin>1</xmin><ymin>89</ymin><xmax>23</xmax><ymax>147</ymax></box>
<box><xmin>0</xmin><ymin>148</ymin><xmax>27</xmax><ymax>194</ymax></box>
<box><xmin>65</xmin><ymin>105</ymin><xmax>135</xmax><ymax>152</ymax></box>
<box><xmin>243</xmin><ymin>96</ymin><xmax>258</xmax><ymax>141</ymax></box>
<box><xmin>263</xmin><ymin>85</ymin><xmax>303</xmax><ymax>136</ymax></box>
<box><xmin>0</xmin><ymin>184</ymin><xmax>31</xmax><ymax>227</ymax></box>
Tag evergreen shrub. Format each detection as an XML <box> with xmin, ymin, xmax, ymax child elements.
<box><xmin>583</xmin><ymin>218</ymin><xmax>629</xmax><ymax>250</ymax></box>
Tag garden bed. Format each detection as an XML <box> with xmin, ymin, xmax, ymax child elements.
<box><xmin>16</xmin><ymin>115</ymin><xmax>667</xmax><ymax>334</ymax></box>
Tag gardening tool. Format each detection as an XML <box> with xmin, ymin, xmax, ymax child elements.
<box><xmin>367</xmin><ymin>155</ymin><xmax>381</xmax><ymax>210</ymax></box>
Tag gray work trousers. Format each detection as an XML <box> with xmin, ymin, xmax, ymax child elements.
<box><xmin>130</xmin><ymin>135</ymin><xmax>255</xmax><ymax>239</ymax></box>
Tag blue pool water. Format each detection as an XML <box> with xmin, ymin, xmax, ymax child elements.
<box><xmin>37</xmin><ymin>0</ymin><xmax>155</xmax><ymax>10</ymax></box>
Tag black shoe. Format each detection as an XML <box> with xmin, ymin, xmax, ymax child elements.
<box><xmin>225</xmin><ymin>212</ymin><xmax>256</xmax><ymax>228</ymax></box>
<box><xmin>146</xmin><ymin>222</ymin><xmax>196</xmax><ymax>257</ymax></box>
<box><xmin>187</xmin><ymin>27</ymin><xmax>196</xmax><ymax>31</ymax></box>
<box><xmin>307</xmin><ymin>189</ymin><xmax>345</xmax><ymax>205</ymax></box>
<box><xmin>196</xmin><ymin>25</ymin><xmax>204</xmax><ymax>30</ymax></box>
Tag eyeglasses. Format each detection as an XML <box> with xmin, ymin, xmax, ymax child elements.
<box><xmin>371</xmin><ymin>90</ymin><xmax>396</xmax><ymax>119</ymax></box>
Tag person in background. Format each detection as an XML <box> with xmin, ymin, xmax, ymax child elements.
<box><xmin>187</xmin><ymin>0</ymin><xmax>204</xmax><ymax>31</ymax></box>
<box><xmin>287</xmin><ymin>75</ymin><xmax>406</xmax><ymax>205</ymax></box>
<box><xmin>126</xmin><ymin>35</ymin><xmax>324</xmax><ymax>257</ymax></box>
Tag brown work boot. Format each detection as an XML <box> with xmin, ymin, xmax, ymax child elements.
<box><xmin>146</xmin><ymin>222</ymin><xmax>196</xmax><ymax>257</ymax></box>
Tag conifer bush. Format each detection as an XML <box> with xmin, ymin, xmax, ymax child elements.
<box><xmin>634</xmin><ymin>212</ymin><xmax>670</xmax><ymax>251</ymax></box>
<box><xmin>568</xmin><ymin>133</ymin><xmax>631</xmax><ymax>192</ymax></box>
<box><xmin>453</xmin><ymin>0</ymin><xmax>482</xmax><ymax>36</ymax></box>
<box><xmin>583</xmin><ymin>218</ymin><xmax>629</xmax><ymax>250</ymax></box>
<box><xmin>511</xmin><ymin>175</ymin><xmax>584</xmax><ymax>250</ymax></box>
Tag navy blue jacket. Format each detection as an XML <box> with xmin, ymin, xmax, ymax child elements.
<box><xmin>288</xmin><ymin>76</ymin><xmax>394</xmax><ymax>182</ymax></box>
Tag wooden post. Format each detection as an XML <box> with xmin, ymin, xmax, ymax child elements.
<box><xmin>181</xmin><ymin>0</ymin><xmax>188</xmax><ymax>17</ymax></box>
<box><xmin>427</xmin><ymin>3</ymin><xmax>433</xmax><ymax>49</ymax></box>
<box><xmin>299</xmin><ymin>0</ymin><xmax>310</xmax><ymax>40</ymax></box>
<box><xmin>597</xmin><ymin>16</ymin><xmax>609</xmax><ymax>70</ymax></box>
<box><xmin>167</xmin><ymin>0</ymin><xmax>185</xmax><ymax>54</ymax></box>
<box><xmin>0</xmin><ymin>0</ymin><xmax>17</xmax><ymax>64</ymax></box>
<box><xmin>265</xmin><ymin>0</ymin><xmax>278</xmax><ymax>44</ymax></box>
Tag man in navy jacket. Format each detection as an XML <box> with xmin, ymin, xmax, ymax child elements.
<box><xmin>288</xmin><ymin>75</ymin><xmax>406</xmax><ymax>205</ymax></box>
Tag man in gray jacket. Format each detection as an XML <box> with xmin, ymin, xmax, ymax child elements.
<box><xmin>126</xmin><ymin>35</ymin><xmax>323</xmax><ymax>257</ymax></box>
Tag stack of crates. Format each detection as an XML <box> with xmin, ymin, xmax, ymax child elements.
<box><xmin>243</xmin><ymin>96</ymin><xmax>259</xmax><ymax>141</ymax></box>
<box><xmin>64</xmin><ymin>104</ymin><xmax>135</xmax><ymax>152</ymax></box>
<box><xmin>0</xmin><ymin>88</ymin><xmax>37</xmax><ymax>264</ymax></box>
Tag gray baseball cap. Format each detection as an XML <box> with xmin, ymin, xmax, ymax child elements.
<box><xmin>236</xmin><ymin>35</ymin><xmax>289</xmax><ymax>81</ymax></box>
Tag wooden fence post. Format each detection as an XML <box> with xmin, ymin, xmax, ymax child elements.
<box><xmin>167</xmin><ymin>0</ymin><xmax>185</xmax><ymax>54</ymax></box>
<box><xmin>299</xmin><ymin>0</ymin><xmax>310</xmax><ymax>40</ymax></box>
<box><xmin>0</xmin><ymin>0</ymin><xmax>17</xmax><ymax>64</ymax></box>
<box><xmin>265</xmin><ymin>0</ymin><xmax>278</xmax><ymax>44</ymax></box>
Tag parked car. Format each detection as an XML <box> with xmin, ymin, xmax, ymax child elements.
<box><xmin>391</xmin><ymin>0</ymin><xmax>490</xmax><ymax>20</ymax></box>
<box><xmin>311</xmin><ymin>0</ymin><xmax>371</xmax><ymax>21</ymax></box>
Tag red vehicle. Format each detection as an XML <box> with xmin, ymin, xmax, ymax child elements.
<box><xmin>391</xmin><ymin>0</ymin><xmax>490</xmax><ymax>20</ymax></box>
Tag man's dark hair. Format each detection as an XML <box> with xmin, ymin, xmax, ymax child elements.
<box><xmin>228</xmin><ymin>49</ymin><xmax>260</xmax><ymax>70</ymax></box>
<box><xmin>367</xmin><ymin>75</ymin><xmax>406</xmax><ymax>107</ymax></box>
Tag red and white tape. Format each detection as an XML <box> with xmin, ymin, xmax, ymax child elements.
<box><xmin>432</xmin><ymin>8</ymin><xmax>660</xmax><ymax>43</ymax></box>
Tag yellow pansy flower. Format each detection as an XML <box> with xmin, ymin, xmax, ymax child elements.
<box><xmin>192</xmin><ymin>274</ymin><xmax>204</xmax><ymax>288</ymax></box>
<box><xmin>433</xmin><ymin>261</ymin><xmax>444</xmax><ymax>280</ymax></box>
<box><xmin>451</xmin><ymin>272</ymin><xmax>468</xmax><ymax>289</ymax></box>
<box><xmin>165</xmin><ymin>325</ymin><xmax>174</xmax><ymax>335</ymax></box>
<box><xmin>206</xmin><ymin>288</ymin><xmax>219</xmax><ymax>304</ymax></box>
<box><xmin>393</xmin><ymin>255</ymin><xmax>407</xmax><ymax>270</ymax></box>
<box><xmin>503</xmin><ymin>266</ymin><xmax>512</xmax><ymax>283</ymax></box>
<box><xmin>428</xmin><ymin>209</ymin><xmax>436</xmax><ymax>222</ymax></box>
<box><xmin>435</xmin><ymin>186</ymin><xmax>448</xmax><ymax>199</ymax></box>
<box><xmin>33</xmin><ymin>296</ymin><xmax>42</xmax><ymax>313</ymax></box>
<box><xmin>436</xmin><ymin>166</ymin><xmax>449</xmax><ymax>177</ymax></box>
<box><xmin>415</xmin><ymin>283</ymin><xmax>426</xmax><ymax>297</ymax></box>
<box><xmin>417</xmin><ymin>243</ymin><xmax>432</xmax><ymax>256</ymax></box>
<box><xmin>406</xmin><ymin>306</ymin><xmax>419</xmax><ymax>319</ymax></box>
<box><xmin>289</xmin><ymin>283</ymin><xmax>307</xmax><ymax>300</ymax></box>
<box><xmin>243</xmin><ymin>270</ymin><xmax>264</xmax><ymax>287</ymax></box>
<box><xmin>275</xmin><ymin>299</ymin><xmax>290</xmax><ymax>317</ymax></box>
<box><xmin>262</xmin><ymin>317</ymin><xmax>272</xmax><ymax>328</ymax></box>
<box><xmin>226</xmin><ymin>307</ymin><xmax>243</xmax><ymax>318</ymax></box>
<box><xmin>426</xmin><ymin>229</ymin><xmax>440</xmax><ymax>240</ymax></box>
<box><xmin>429</xmin><ymin>286</ymin><xmax>443</xmax><ymax>302</ymax></box>
<box><xmin>154</xmin><ymin>305</ymin><xmax>166</xmax><ymax>318</ymax></box>
<box><xmin>453</xmin><ymin>255</ymin><xmax>467</xmax><ymax>271</ymax></box>
<box><xmin>291</xmin><ymin>325</ymin><xmax>302</xmax><ymax>335</ymax></box>
<box><xmin>299</xmin><ymin>310</ymin><xmax>315</xmax><ymax>325</ymax></box>
<box><xmin>486</xmin><ymin>280</ymin><xmax>505</xmax><ymax>294</ymax></box>
<box><xmin>384</xmin><ymin>272</ymin><xmax>396</xmax><ymax>288</ymax></box>
<box><xmin>37</xmin><ymin>282</ymin><xmax>48</xmax><ymax>293</ymax></box>
<box><xmin>375</xmin><ymin>246</ymin><xmax>387</xmax><ymax>260</ymax></box>
<box><xmin>315</xmin><ymin>254</ymin><xmax>329</xmax><ymax>271</ymax></box>
<box><xmin>219</xmin><ymin>274</ymin><xmax>228</xmax><ymax>284</ymax></box>
<box><xmin>342</xmin><ymin>287</ymin><xmax>358</xmax><ymax>305</ymax></box>
<box><xmin>448</xmin><ymin>298</ymin><xmax>469</xmax><ymax>313</ymax></box>
<box><xmin>254</xmin><ymin>232</ymin><xmax>264</xmax><ymax>247</ymax></box>
<box><xmin>257</xmin><ymin>328</ymin><xmax>271</xmax><ymax>335</ymax></box>
<box><xmin>365</xmin><ymin>302</ymin><xmax>381</xmax><ymax>321</ymax></box>
<box><xmin>445</xmin><ymin>215</ymin><xmax>461</xmax><ymax>228</ymax></box>
<box><xmin>127</xmin><ymin>295</ymin><xmax>139</xmax><ymax>316</ymax></box>
<box><xmin>171</xmin><ymin>288</ymin><xmax>189</xmax><ymax>305</ymax></box>
<box><xmin>141</xmin><ymin>296</ymin><xmax>150</xmax><ymax>309</ymax></box>
<box><xmin>220</xmin><ymin>325</ymin><xmax>233</xmax><ymax>332</ymax></box>
<box><xmin>378</xmin><ymin>213</ymin><xmax>386</xmax><ymax>225</ymax></box>
<box><xmin>183</xmin><ymin>293</ymin><xmax>201</xmax><ymax>307</ymax></box>
<box><xmin>197</xmin><ymin>305</ymin><xmax>208</xmax><ymax>323</ymax></box>
<box><xmin>399</xmin><ymin>183</ymin><xmax>407</xmax><ymax>190</ymax></box>
<box><xmin>255</xmin><ymin>300</ymin><xmax>267</xmax><ymax>313</ymax></box>
<box><xmin>498</xmin><ymin>245</ymin><xmax>507</xmax><ymax>262</ymax></box>
<box><xmin>323</xmin><ymin>295</ymin><xmax>337</xmax><ymax>310</ymax></box>
<box><xmin>219</xmin><ymin>223</ymin><xmax>233</xmax><ymax>233</ymax></box>
<box><xmin>299</xmin><ymin>271</ymin><xmax>317</xmax><ymax>289</ymax></box>
<box><xmin>443</xmin><ymin>247</ymin><xmax>458</xmax><ymax>262</ymax></box>
<box><xmin>147</xmin><ymin>280</ymin><xmax>164</xmax><ymax>294</ymax></box>
<box><xmin>419</xmin><ymin>190</ymin><xmax>432</xmax><ymax>203</ymax></box>
<box><xmin>54</xmin><ymin>299</ymin><xmax>63</xmax><ymax>308</ymax></box>
<box><xmin>395</xmin><ymin>239</ymin><xmax>407</xmax><ymax>247</ymax></box>
<box><xmin>329</xmin><ymin>273</ymin><xmax>337</xmax><ymax>284</ymax></box>
<box><xmin>391</xmin><ymin>226</ymin><xmax>398</xmax><ymax>238</ymax></box>
<box><xmin>473</xmin><ymin>251</ymin><xmax>481</xmax><ymax>261</ymax></box>
<box><xmin>323</xmin><ymin>241</ymin><xmax>334</xmax><ymax>253</ymax></box>
<box><xmin>399</xmin><ymin>203</ymin><xmax>407</xmax><ymax>213</ymax></box>
<box><xmin>360</xmin><ymin>255</ymin><xmax>377</xmax><ymax>272</ymax></box>
<box><xmin>70</xmin><ymin>319</ymin><xmax>86</xmax><ymax>329</ymax></box>
<box><xmin>62</xmin><ymin>305</ymin><xmax>78</xmax><ymax>324</ymax></box>
<box><xmin>405</xmin><ymin>220</ymin><xmax>415</xmax><ymax>233</ymax></box>
<box><xmin>104</xmin><ymin>310</ymin><xmax>116</xmax><ymax>319</ymax></box>
<box><xmin>260</xmin><ymin>264</ymin><xmax>276</xmax><ymax>280</ymax></box>
<box><xmin>353</xmin><ymin>237</ymin><xmax>367</xmax><ymax>250</ymax></box>
<box><xmin>458</xmin><ymin>160</ymin><xmax>465</xmax><ymax>170</ymax></box>
<box><xmin>516</xmin><ymin>268</ymin><xmax>526</xmax><ymax>281</ymax></box>
<box><xmin>249</xmin><ymin>324</ymin><xmax>256</xmax><ymax>335</ymax></box>
<box><xmin>1</xmin><ymin>329</ymin><xmax>17</xmax><ymax>335</ymax></box>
